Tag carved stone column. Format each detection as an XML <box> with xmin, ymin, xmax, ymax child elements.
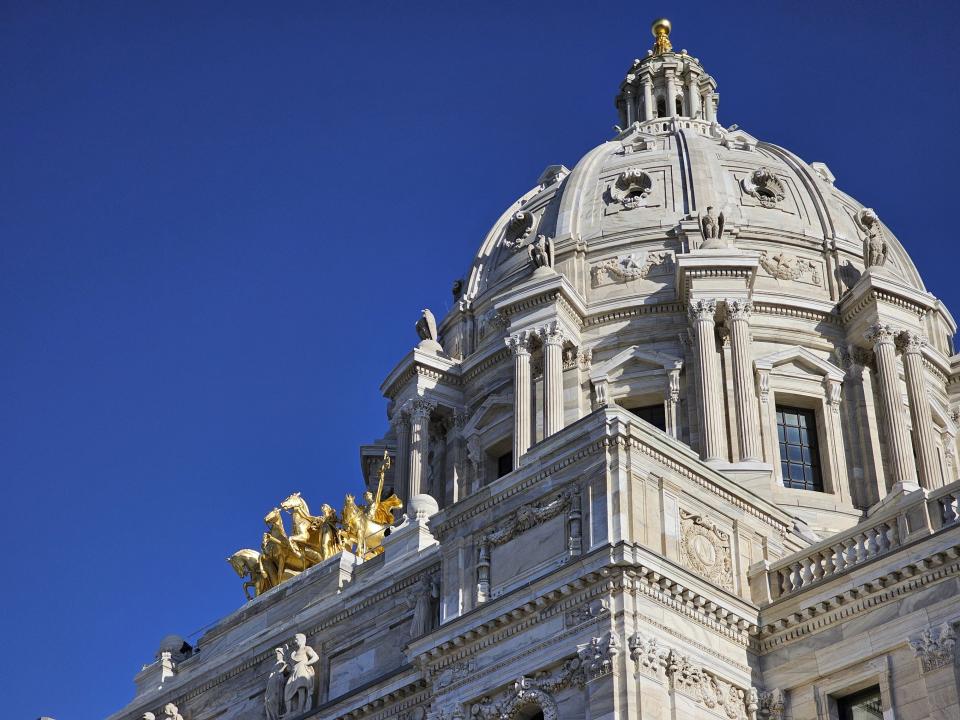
<box><xmin>845</xmin><ymin>347</ymin><xmax>887</xmax><ymax>503</ymax></box>
<box><xmin>685</xmin><ymin>70</ymin><xmax>701</xmax><ymax>117</ymax></box>
<box><xmin>725</xmin><ymin>299</ymin><xmax>763</xmax><ymax>462</ymax></box>
<box><xmin>704</xmin><ymin>91</ymin><xmax>716</xmax><ymax>122</ymax></box>
<box><xmin>450</xmin><ymin>411</ymin><xmax>469</xmax><ymax>504</ymax></box>
<box><xmin>542</xmin><ymin>324</ymin><xmax>566</xmax><ymax>438</ymax></box>
<box><xmin>866</xmin><ymin>324</ymin><xmax>917</xmax><ymax>486</ymax></box>
<box><xmin>623</xmin><ymin>86</ymin><xmax>636</xmax><ymax>126</ymax></box>
<box><xmin>641</xmin><ymin>75</ymin><xmax>654</xmax><ymax>121</ymax></box>
<box><xmin>689</xmin><ymin>299</ymin><xmax>726</xmax><ymax>461</ymax></box>
<box><xmin>666</xmin><ymin>367</ymin><xmax>681</xmax><ymax>439</ymax></box>
<box><xmin>390</xmin><ymin>409</ymin><xmax>411</xmax><ymax>502</ymax></box>
<box><xmin>898</xmin><ymin>332</ymin><xmax>941</xmax><ymax>488</ymax></box>
<box><xmin>507</xmin><ymin>332</ymin><xmax>532</xmax><ymax>469</ymax></box>
<box><xmin>407</xmin><ymin>398</ymin><xmax>436</xmax><ymax>506</ymax></box>
<box><xmin>665</xmin><ymin>70</ymin><xmax>677</xmax><ymax>117</ymax></box>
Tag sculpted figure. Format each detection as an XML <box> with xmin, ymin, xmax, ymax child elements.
<box><xmin>260</xmin><ymin>507</ymin><xmax>292</xmax><ymax>585</ymax></box>
<box><xmin>279</xmin><ymin>492</ymin><xmax>325</xmax><ymax>568</ymax></box>
<box><xmin>264</xmin><ymin>646</ymin><xmax>287</xmax><ymax>720</ymax></box>
<box><xmin>142</xmin><ymin>714</ymin><xmax>155</xmax><ymax>720</ymax></box>
<box><xmin>409</xmin><ymin>574</ymin><xmax>440</xmax><ymax>639</ymax></box>
<box><xmin>227</xmin><ymin>548</ymin><xmax>272</xmax><ymax>600</ymax></box>
<box><xmin>416</xmin><ymin>308</ymin><xmax>438</xmax><ymax>342</ymax></box>
<box><xmin>284</xmin><ymin>633</ymin><xmax>319</xmax><ymax>715</ymax></box>
<box><xmin>313</xmin><ymin>503</ymin><xmax>342</xmax><ymax>560</ymax></box>
<box><xmin>858</xmin><ymin>208</ymin><xmax>888</xmax><ymax>267</ymax></box>
<box><xmin>700</xmin><ymin>205</ymin><xmax>724</xmax><ymax>242</ymax></box>
<box><xmin>528</xmin><ymin>234</ymin><xmax>554</xmax><ymax>271</ymax></box>
<box><xmin>162</xmin><ymin>704</ymin><xmax>183</xmax><ymax>720</ymax></box>
<box><xmin>451</xmin><ymin>279</ymin><xmax>463</xmax><ymax>301</ymax></box>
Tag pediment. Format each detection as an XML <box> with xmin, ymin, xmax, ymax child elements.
<box><xmin>591</xmin><ymin>345</ymin><xmax>683</xmax><ymax>383</ymax></box>
<box><xmin>754</xmin><ymin>346</ymin><xmax>843</xmax><ymax>382</ymax></box>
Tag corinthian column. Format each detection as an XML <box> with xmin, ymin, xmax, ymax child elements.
<box><xmin>506</xmin><ymin>332</ymin><xmax>532</xmax><ymax>469</ymax></box>
<box><xmin>689</xmin><ymin>299</ymin><xmax>726</xmax><ymax>461</ymax></box>
<box><xmin>898</xmin><ymin>331</ymin><xmax>941</xmax><ymax>488</ymax></box>
<box><xmin>541</xmin><ymin>324</ymin><xmax>566</xmax><ymax>438</ymax></box>
<box><xmin>407</xmin><ymin>398</ymin><xmax>436</xmax><ymax>504</ymax></box>
<box><xmin>865</xmin><ymin>324</ymin><xmax>917</xmax><ymax>486</ymax></box>
<box><xmin>641</xmin><ymin>75</ymin><xmax>654</xmax><ymax>121</ymax></box>
<box><xmin>390</xmin><ymin>408</ymin><xmax>411</xmax><ymax>501</ymax></box>
<box><xmin>725</xmin><ymin>299</ymin><xmax>763</xmax><ymax>462</ymax></box>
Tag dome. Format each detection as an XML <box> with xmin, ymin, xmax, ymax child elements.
<box><xmin>387</xmin><ymin>21</ymin><xmax>958</xmax><ymax>538</ymax></box>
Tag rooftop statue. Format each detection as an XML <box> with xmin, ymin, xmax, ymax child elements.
<box><xmin>227</xmin><ymin>450</ymin><xmax>401</xmax><ymax>600</ymax></box>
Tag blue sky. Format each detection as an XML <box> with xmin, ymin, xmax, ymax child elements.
<box><xmin>2</xmin><ymin>2</ymin><xmax>959</xmax><ymax>717</ymax></box>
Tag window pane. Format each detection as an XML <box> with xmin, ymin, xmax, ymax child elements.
<box><xmin>837</xmin><ymin>685</ymin><xmax>882</xmax><ymax>720</ymax></box>
<box><xmin>775</xmin><ymin>405</ymin><xmax>823</xmax><ymax>492</ymax></box>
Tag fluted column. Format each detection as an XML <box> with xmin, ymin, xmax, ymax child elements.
<box><xmin>641</xmin><ymin>76</ymin><xmax>654</xmax><ymax>121</ymax></box>
<box><xmin>390</xmin><ymin>409</ymin><xmax>411</xmax><ymax>501</ymax></box>
<box><xmin>541</xmin><ymin>324</ymin><xmax>566</xmax><ymax>437</ymax></box>
<box><xmin>725</xmin><ymin>299</ymin><xmax>763</xmax><ymax>462</ymax></box>
<box><xmin>898</xmin><ymin>331</ymin><xmax>941</xmax><ymax>488</ymax></box>
<box><xmin>623</xmin><ymin>87</ymin><xmax>636</xmax><ymax>126</ymax></box>
<box><xmin>665</xmin><ymin>71</ymin><xmax>677</xmax><ymax>117</ymax></box>
<box><xmin>407</xmin><ymin>398</ymin><xmax>436</xmax><ymax>505</ymax></box>
<box><xmin>865</xmin><ymin>324</ymin><xmax>917</xmax><ymax>486</ymax></box>
<box><xmin>507</xmin><ymin>332</ymin><xmax>532</xmax><ymax>469</ymax></box>
<box><xmin>689</xmin><ymin>299</ymin><xmax>726</xmax><ymax>461</ymax></box>
<box><xmin>685</xmin><ymin>72</ymin><xmax>701</xmax><ymax>118</ymax></box>
<box><xmin>704</xmin><ymin>91</ymin><xmax>716</xmax><ymax>122</ymax></box>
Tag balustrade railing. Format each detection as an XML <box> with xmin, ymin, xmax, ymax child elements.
<box><xmin>752</xmin><ymin>480</ymin><xmax>960</xmax><ymax>603</ymax></box>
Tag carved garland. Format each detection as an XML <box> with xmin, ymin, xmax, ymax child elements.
<box><xmin>591</xmin><ymin>251</ymin><xmax>674</xmax><ymax>286</ymax></box>
<box><xmin>482</xmin><ymin>485</ymin><xmax>580</xmax><ymax>546</ymax></box>
<box><xmin>757</xmin><ymin>251</ymin><xmax>821</xmax><ymax>286</ymax></box>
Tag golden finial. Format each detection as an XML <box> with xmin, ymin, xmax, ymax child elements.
<box><xmin>651</xmin><ymin>18</ymin><xmax>673</xmax><ymax>55</ymax></box>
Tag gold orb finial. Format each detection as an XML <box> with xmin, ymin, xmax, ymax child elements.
<box><xmin>651</xmin><ymin>18</ymin><xmax>673</xmax><ymax>55</ymax></box>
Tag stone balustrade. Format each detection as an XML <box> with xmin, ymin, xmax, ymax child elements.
<box><xmin>751</xmin><ymin>480</ymin><xmax>960</xmax><ymax>603</ymax></box>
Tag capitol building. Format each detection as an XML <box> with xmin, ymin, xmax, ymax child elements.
<box><xmin>109</xmin><ymin>20</ymin><xmax>960</xmax><ymax>720</ymax></box>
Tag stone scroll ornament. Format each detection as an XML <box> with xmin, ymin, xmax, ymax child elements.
<box><xmin>740</xmin><ymin>167</ymin><xmax>785</xmax><ymax>208</ymax></box>
<box><xmin>678</xmin><ymin>509</ymin><xmax>734</xmax><ymax>591</ymax></box>
<box><xmin>606</xmin><ymin>167</ymin><xmax>655</xmax><ymax>210</ymax></box>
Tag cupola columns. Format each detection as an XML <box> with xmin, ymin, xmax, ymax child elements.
<box><xmin>725</xmin><ymin>300</ymin><xmax>764</xmax><ymax>462</ymax></box>
<box><xmin>542</xmin><ymin>325</ymin><xmax>566</xmax><ymax>437</ymax></box>
<box><xmin>866</xmin><ymin>324</ymin><xmax>918</xmax><ymax>487</ymax></box>
<box><xmin>407</xmin><ymin>398</ymin><xmax>437</xmax><ymax>506</ymax></box>
<box><xmin>508</xmin><ymin>333</ymin><xmax>533</xmax><ymax>469</ymax></box>
<box><xmin>689</xmin><ymin>299</ymin><xmax>727</xmax><ymax>461</ymax></box>
<box><xmin>898</xmin><ymin>332</ymin><xmax>942</xmax><ymax>489</ymax></box>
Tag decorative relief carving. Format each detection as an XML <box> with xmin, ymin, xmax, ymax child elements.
<box><xmin>758</xmin><ymin>688</ymin><xmax>786</xmax><ymax>720</ymax></box>
<box><xmin>433</xmin><ymin>659</ymin><xmax>476</xmax><ymax>690</ymax></box>
<box><xmin>470</xmin><ymin>655</ymin><xmax>589</xmax><ymax>720</ymax></box>
<box><xmin>564</xmin><ymin>597</ymin><xmax>609</xmax><ymax>627</ymax></box>
<box><xmin>528</xmin><ymin>234</ymin><xmax>554</xmax><ymax>271</ymax></box>
<box><xmin>605</xmin><ymin>168</ymin><xmax>657</xmax><ymax>211</ymax></box>
<box><xmin>591</xmin><ymin>250</ymin><xmax>674</xmax><ymax>287</ymax></box>
<box><xmin>758</xmin><ymin>251</ymin><xmax>821</xmax><ymax>285</ymax></box>
<box><xmin>482</xmin><ymin>485</ymin><xmax>580</xmax><ymax>546</ymax></box>
<box><xmin>503</xmin><ymin>211</ymin><xmax>536</xmax><ymax>249</ymax></box>
<box><xmin>741</xmin><ymin>168</ymin><xmax>786</xmax><ymax>209</ymax></box>
<box><xmin>909</xmin><ymin>622</ymin><xmax>956</xmax><ymax>674</ymax></box>
<box><xmin>627</xmin><ymin>633</ymin><xmax>752</xmax><ymax>719</ymax></box>
<box><xmin>855</xmin><ymin>208</ymin><xmax>888</xmax><ymax>268</ymax></box>
<box><xmin>679</xmin><ymin>510</ymin><xmax>734</xmax><ymax>591</ymax></box>
<box><xmin>478</xmin><ymin>309</ymin><xmax>509</xmax><ymax>341</ymax></box>
<box><xmin>577</xmin><ymin>631</ymin><xmax>620</xmax><ymax>681</ymax></box>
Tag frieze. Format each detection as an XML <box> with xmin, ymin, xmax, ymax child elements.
<box><xmin>591</xmin><ymin>251</ymin><xmax>674</xmax><ymax>287</ymax></box>
<box><xmin>482</xmin><ymin>485</ymin><xmax>580</xmax><ymax>546</ymax></box>
<box><xmin>757</xmin><ymin>251</ymin><xmax>821</xmax><ymax>286</ymax></box>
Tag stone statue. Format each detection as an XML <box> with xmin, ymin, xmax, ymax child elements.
<box><xmin>416</xmin><ymin>309</ymin><xmax>443</xmax><ymax>353</ymax></box>
<box><xmin>264</xmin><ymin>646</ymin><xmax>287</xmax><ymax>720</ymax></box>
<box><xmin>416</xmin><ymin>308</ymin><xmax>438</xmax><ymax>342</ymax></box>
<box><xmin>451</xmin><ymin>279</ymin><xmax>463</xmax><ymax>301</ymax></box>
<box><xmin>409</xmin><ymin>574</ymin><xmax>440</xmax><ymax>639</ymax></box>
<box><xmin>284</xmin><ymin>633</ymin><xmax>319</xmax><ymax>715</ymax></box>
<box><xmin>142</xmin><ymin>714</ymin><xmax>155</xmax><ymax>720</ymax></box>
<box><xmin>857</xmin><ymin>208</ymin><xmax>887</xmax><ymax>267</ymax></box>
<box><xmin>528</xmin><ymin>234</ymin><xmax>554</xmax><ymax>272</ymax></box>
<box><xmin>700</xmin><ymin>205</ymin><xmax>725</xmax><ymax>246</ymax></box>
<box><xmin>162</xmin><ymin>704</ymin><xmax>183</xmax><ymax>720</ymax></box>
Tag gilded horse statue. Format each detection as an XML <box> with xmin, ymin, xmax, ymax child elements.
<box><xmin>227</xmin><ymin>549</ymin><xmax>272</xmax><ymax>600</ymax></box>
<box><xmin>340</xmin><ymin>491</ymin><xmax>403</xmax><ymax>558</ymax></box>
<box><xmin>279</xmin><ymin>492</ymin><xmax>343</xmax><ymax>568</ymax></box>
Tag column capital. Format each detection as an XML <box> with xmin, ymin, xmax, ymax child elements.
<box><xmin>724</xmin><ymin>298</ymin><xmax>752</xmax><ymax>322</ymax></box>
<box><xmin>411</xmin><ymin>398</ymin><xmax>437</xmax><ymax>420</ymax></box>
<box><xmin>505</xmin><ymin>331</ymin><xmax>532</xmax><ymax>355</ymax></box>
<box><xmin>688</xmin><ymin>298</ymin><xmax>718</xmax><ymax>322</ymax></box>
<box><xmin>896</xmin><ymin>330</ymin><xmax>928</xmax><ymax>355</ymax></box>
<box><xmin>539</xmin><ymin>322</ymin><xmax>567</xmax><ymax>347</ymax></box>
<box><xmin>909</xmin><ymin>623</ymin><xmax>957</xmax><ymax>674</ymax></box>
<box><xmin>865</xmin><ymin>322</ymin><xmax>899</xmax><ymax>348</ymax></box>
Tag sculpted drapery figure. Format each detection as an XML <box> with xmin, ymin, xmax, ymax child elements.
<box><xmin>409</xmin><ymin>574</ymin><xmax>440</xmax><ymax>639</ymax></box>
<box><xmin>264</xmin><ymin>646</ymin><xmax>287</xmax><ymax>720</ymax></box>
<box><xmin>284</xmin><ymin>633</ymin><xmax>319</xmax><ymax>715</ymax></box>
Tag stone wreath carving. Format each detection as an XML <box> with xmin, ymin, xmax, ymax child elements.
<box><xmin>855</xmin><ymin>208</ymin><xmax>888</xmax><ymax>268</ymax></box>
<box><xmin>482</xmin><ymin>485</ymin><xmax>579</xmax><ymax>546</ymax></box>
<box><xmin>758</xmin><ymin>251</ymin><xmax>821</xmax><ymax>285</ymax></box>
<box><xmin>627</xmin><ymin>633</ymin><xmax>753</xmax><ymax>720</ymax></box>
<box><xmin>679</xmin><ymin>509</ymin><xmax>734</xmax><ymax>591</ymax></box>
<box><xmin>503</xmin><ymin>211</ymin><xmax>536</xmax><ymax>249</ymax></box>
<box><xmin>591</xmin><ymin>251</ymin><xmax>674</xmax><ymax>286</ymax></box>
<box><xmin>606</xmin><ymin>168</ymin><xmax>655</xmax><ymax>210</ymax></box>
<box><xmin>740</xmin><ymin>168</ymin><xmax>785</xmax><ymax>208</ymax></box>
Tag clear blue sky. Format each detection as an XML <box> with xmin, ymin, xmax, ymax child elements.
<box><xmin>2</xmin><ymin>2</ymin><xmax>959</xmax><ymax>717</ymax></box>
